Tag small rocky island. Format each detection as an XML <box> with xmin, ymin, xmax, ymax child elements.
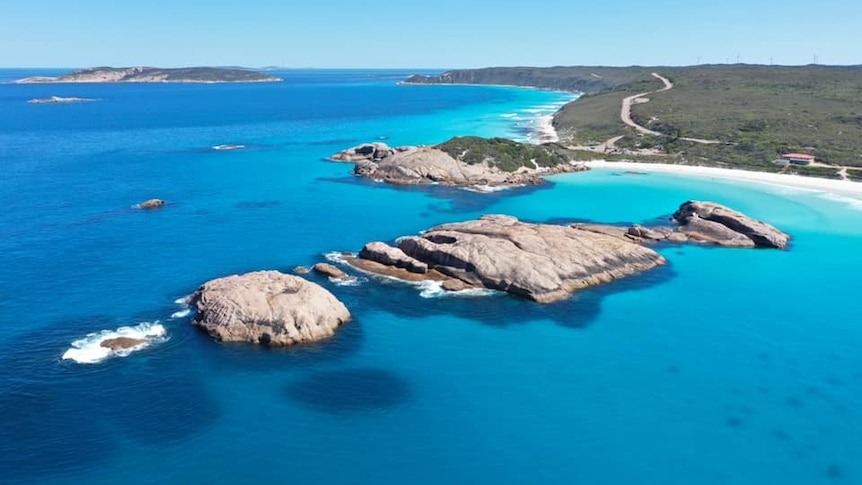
<box><xmin>347</xmin><ymin>214</ymin><xmax>668</xmax><ymax>303</ymax></box>
<box><xmin>331</xmin><ymin>136</ymin><xmax>586</xmax><ymax>189</ymax></box>
<box><xmin>16</xmin><ymin>66</ymin><xmax>281</xmax><ymax>84</ymax></box>
<box><xmin>337</xmin><ymin>201</ymin><xmax>789</xmax><ymax>303</ymax></box>
<box><xmin>188</xmin><ymin>271</ymin><xmax>351</xmax><ymax>346</ymax></box>
<box><xmin>28</xmin><ymin>96</ymin><xmax>98</xmax><ymax>104</ymax></box>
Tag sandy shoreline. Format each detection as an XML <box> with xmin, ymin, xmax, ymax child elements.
<box><xmin>582</xmin><ymin>160</ymin><xmax>862</xmax><ymax>196</ymax></box>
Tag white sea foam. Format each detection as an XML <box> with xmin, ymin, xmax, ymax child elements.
<box><xmin>324</xmin><ymin>251</ymin><xmax>355</xmax><ymax>264</ymax></box>
<box><xmin>331</xmin><ymin>275</ymin><xmax>367</xmax><ymax>287</ymax></box>
<box><xmin>415</xmin><ymin>280</ymin><xmax>500</xmax><ymax>299</ymax></box>
<box><xmin>500</xmin><ymin>113</ymin><xmax>519</xmax><ymax>118</ymax></box>
<box><xmin>463</xmin><ymin>184</ymin><xmax>515</xmax><ymax>193</ymax></box>
<box><xmin>171</xmin><ymin>308</ymin><xmax>192</xmax><ymax>319</ymax></box>
<box><xmin>174</xmin><ymin>295</ymin><xmax>191</xmax><ymax>305</ymax></box>
<box><xmin>212</xmin><ymin>144</ymin><xmax>245</xmax><ymax>151</ymax></box>
<box><xmin>818</xmin><ymin>192</ymin><xmax>862</xmax><ymax>211</ymax></box>
<box><xmin>62</xmin><ymin>321</ymin><xmax>167</xmax><ymax>364</ymax></box>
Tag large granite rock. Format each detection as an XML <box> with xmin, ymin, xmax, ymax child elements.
<box><xmin>331</xmin><ymin>142</ymin><xmax>585</xmax><ymax>188</ymax></box>
<box><xmin>188</xmin><ymin>271</ymin><xmax>351</xmax><ymax>346</ymax></box>
<box><xmin>353</xmin><ymin>215</ymin><xmax>666</xmax><ymax>303</ymax></box>
<box><xmin>673</xmin><ymin>201</ymin><xmax>790</xmax><ymax>248</ymax></box>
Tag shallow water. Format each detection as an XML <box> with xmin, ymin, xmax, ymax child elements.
<box><xmin>1</xmin><ymin>69</ymin><xmax>859</xmax><ymax>484</ymax></box>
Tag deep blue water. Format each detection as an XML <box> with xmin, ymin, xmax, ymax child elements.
<box><xmin>1</xmin><ymin>69</ymin><xmax>860</xmax><ymax>484</ymax></box>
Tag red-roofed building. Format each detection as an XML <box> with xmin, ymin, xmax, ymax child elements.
<box><xmin>781</xmin><ymin>153</ymin><xmax>816</xmax><ymax>165</ymax></box>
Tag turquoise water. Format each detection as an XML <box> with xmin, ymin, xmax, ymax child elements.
<box><xmin>1</xmin><ymin>70</ymin><xmax>860</xmax><ymax>484</ymax></box>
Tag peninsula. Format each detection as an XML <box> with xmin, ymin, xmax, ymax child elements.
<box><xmin>406</xmin><ymin>65</ymin><xmax>862</xmax><ymax>181</ymax></box>
<box><xmin>331</xmin><ymin>136</ymin><xmax>586</xmax><ymax>189</ymax></box>
<box><xmin>15</xmin><ymin>66</ymin><xmax>282</xmax><ymax>84</ymax></box>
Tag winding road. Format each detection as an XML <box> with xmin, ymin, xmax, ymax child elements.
<box><xmin>620</xmin><ymin>73</ymin><xmax>721</xmax><ymax>144</ymax></box>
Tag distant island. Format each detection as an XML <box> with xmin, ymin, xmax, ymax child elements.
<box><xmin>405</xmin><ymin>65</ymin><xmax>862</xmax><ymax>181</ymax></box>
<box><xmin>15</xmin><ymin>66</ymin><xmax>282</xmax><ymax>84</ymax></box>
<box><xmin>28</xmin><ymin>96</ymin><xmax>98</xmax><ymax>104</ymax></box>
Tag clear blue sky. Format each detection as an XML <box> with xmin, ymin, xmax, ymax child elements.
<box><xmin>1</xmin><ymin>0</ymin><xmax>859</xmax><ymax>68</ymax></box>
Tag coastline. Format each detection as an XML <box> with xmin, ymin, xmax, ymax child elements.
<box><xmin>398</xmin><ymin>79</ymin><xmax>577</xmax><ymax>145</ymax></box>
<box><xmin>582</xmin><ymin>160</ymin><xmax>862</xmax><ymax>196</ymax></box>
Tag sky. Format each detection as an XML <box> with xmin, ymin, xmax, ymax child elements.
<box><xmin>1</xmin><ymin>0</ymin><xmax>860</xmax><ymax>68</ymax></box>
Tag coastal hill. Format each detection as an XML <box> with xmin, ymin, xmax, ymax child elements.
<box><xmin>330</xmin><ymin>137</ymin><xmax>586</xmax><ymax>188</ymax></box>
<box><xmin>15</xmin><ymin>66</ymin><xmax>282</xmax><ymax>84</ymax></box>
<box><xmin>406</xmin><ymin>65</ymin><xmax>862</xmax><ymax>179</ymax></box>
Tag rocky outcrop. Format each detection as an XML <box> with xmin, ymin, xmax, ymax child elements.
<box><xmin>351</xmin><ymin>215</ymin><xmax>666</xmax><ymax>303</ymax></box>
<box><xmin>137</xmin><ymin>199</ymin><xmax>165</xmax><ymax>209</ymax></box>
<box><xmin>358</xmin><ymin>242</ymin><xmax>428</xmax><ymax>273</ymax></box>
<box><xmin>188</xmin><ymin>271</ymin><xmax>351</xmax><ymax>346</ymax></box>
<box><xmin>673</xmin><ymin>201</ymin><xmax>790</xmax><ymax>248</ymax></box>
<box><xmin>330</xmin><ymin>140</ymin><xmax>586</xmax><ymax>188</ymax></box>
<box><xmin>329</xmin><ymin>142</ymin><xmax>399</xmax><ymax>162</ymax></box>
<box><xmin>100</xmin><ymin>337</ymin><xmax>147</xmax><ymax>350</ymax></box>
<box><xmin>313</xmin><ymin>263</ymin><xmax>347</xmax><ymax>279</ymax></box>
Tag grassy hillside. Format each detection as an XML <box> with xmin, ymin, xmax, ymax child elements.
<box><xmin>437</xmin><ymin>136</ymin><xmax>569</xmax><ymax>172</ymax></box>
<box><xmin>630</xmin><ymin>65</ymin><xmax>862</xmax><ymax>167</ymax></box>
<box><xmin>409</xmin><ymin>65</ymin><xmax>862</xmax><ymax>173</ymax></box>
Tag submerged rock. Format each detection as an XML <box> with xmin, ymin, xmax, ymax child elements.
<box><xmin>673</xmin><ymin>201</ymin><xmax>790</xmax><ymax>248</ymax></box>
<box><xmin>188</xmin><ymin>271</ymin><xmax>351</xmax><ymax>346</ymax></box>
<box><xmin>351</xmin><ymin>215</ymin><xmax>666</xmax><ymax>303</ymax></box>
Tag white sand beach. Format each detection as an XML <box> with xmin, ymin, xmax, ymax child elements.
<box><xmin>583</xmin><ymin>160</ymin><xmax>862</xmax><ymax>197</ymax></box>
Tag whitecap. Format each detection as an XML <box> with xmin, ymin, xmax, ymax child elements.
<box><xmin>500</xmin><ymin>113</ymin><xmax>519</xmax><ymax>118</ymax></box>
<box><xmin>817</xmin><ymin>192</ymin><xmax>862</xmax><ymax>211</ymax></box>
<box><xmin>415</xmin><ymin>280</ymin><xmax>501</xmax><ymax>299</ymax></box>
<box><xmin>62</xmin><ymin>321</ymin><xmax>167</xmax><ymax>364</ymax></box>
<box><xmin>330</xmin><ymin>275</ymin><xmax>367</xmax><ymax>287</ymax></box>
<box><xmin>171</xmin><ymin>308</ymin><xmax>191</xmax><ymax>319</ymax></box>
<box><xmin>463</xmin><ymin>184</ymin><xmax>517</xmax><ymax>193</ymax></box>
<box><xmin>212</xmin><ymin>144</ymin><xmax>245</xmax><ymax>151</ymax></box>
<box><xmin>324</xmin><ymin>251</ymin><xmax>355</xmax><ymax>264</ymax></box>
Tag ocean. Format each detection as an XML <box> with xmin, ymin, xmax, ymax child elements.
<box><xmin>1</xmin><ymin>69</ymin><xmax>860</xmax><ymax>484</ymax></box>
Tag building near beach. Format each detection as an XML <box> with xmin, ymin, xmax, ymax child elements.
<box><xmin>780</xmin><ymin>153</ymin><xmax>816</xmax><ymax>165</ymax></box>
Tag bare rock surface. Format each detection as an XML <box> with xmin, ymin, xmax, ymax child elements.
<box><xmin>673</xmin><ymin>201</ymin><xmax>790</xmax><ymax>248</ymax></box>
<box><xmin>352</xmin><ymin>215</ymin><xmax>666</xmax><ymax>303</ymax></box>
<box><xmin>188</xmin><ymin>271</ymin><xmax>350</xmax><ymax>346</ymax></box>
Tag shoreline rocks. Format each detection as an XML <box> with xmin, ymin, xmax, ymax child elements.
<box><xmin>188</xmin><ymin>271</ymin><xmax>351</xmax><ymax>346</ymax></box>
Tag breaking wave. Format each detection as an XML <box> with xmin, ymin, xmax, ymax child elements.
<box><xmin>62</xmin><ymin>321</ymin><xmax>167</xmax><ymax>364</ymax></box>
